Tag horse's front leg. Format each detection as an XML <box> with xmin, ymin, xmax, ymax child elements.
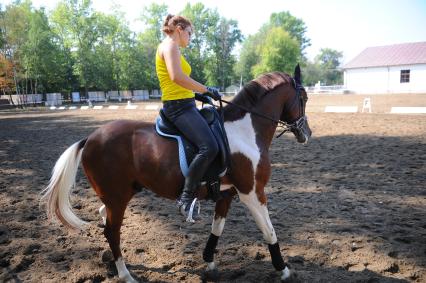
<box><xmin>203</xmin><ymin>193</ymin><xmax>234</xmax><ymax>273</ymax></box>
<box><xmin>238</xmin><ymin>189</ymin><xmax>292</xmax><ymax>282</ymax></box>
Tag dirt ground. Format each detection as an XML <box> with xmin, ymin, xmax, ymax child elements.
<box><xmin>0</xmin><ymin>93</ymin><xmax>425</xmax><ymax>283</ymax></box>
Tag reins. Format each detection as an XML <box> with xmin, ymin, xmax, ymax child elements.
<box><xmin>217</xmin><ymin>99</ymin><xmax>293</xmax><ymax>137</ymax></box>
<box><xmin>214</xmin><ymin>80</ymin><xmax>306</xmax><ymax>138</ymax></box>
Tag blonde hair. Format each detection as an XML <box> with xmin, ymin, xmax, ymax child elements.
<box><xmin>162</xmin><ymin>14</ymin><xmax>193</xmax><ymax>35</ymax></box>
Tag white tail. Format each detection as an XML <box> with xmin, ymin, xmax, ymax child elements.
<box><xmin>41</xmin><ymin>140</ymin><xmax>86</xmax><ymax>231</ymax></box>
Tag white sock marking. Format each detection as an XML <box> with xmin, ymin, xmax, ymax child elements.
<box><xmin>281</xmin><ymin>266</ymin><xmax>291</xmax><ymax>280</ymax></box>
<box><xmin>211</xmin><ymin>216</ymin><xmax>226</xmax><ymax>236</ymax></box>
<box><xmin>115</xmin><ymin>257</ymin><xmax>137</xmax><ymax>283</ymax></box>
<box><xmin>206</xmin><ymin>261</ymin><xmax>217</xmax><ymax>271</ymax></box>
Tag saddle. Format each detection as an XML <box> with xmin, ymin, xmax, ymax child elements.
<box><xmin>155</xmin><ymin>106</ymin><xmax>231</xmax><ymax>201</ymax></box>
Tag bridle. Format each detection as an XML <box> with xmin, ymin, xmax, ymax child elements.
<box><xmin>216</xmin><ymin>78</ymin><xmax>307</xmax><ymax>138</ymax></box>
<box><xmin>276</xmin><ymin>78</ymin><xmax>307</xmax><ymax>137</ymax></box>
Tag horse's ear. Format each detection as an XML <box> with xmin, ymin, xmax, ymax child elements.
<box><xmin>294</xmin><ymin>64</ymin><xmax>302</xmax><ymax>85</ymax></box>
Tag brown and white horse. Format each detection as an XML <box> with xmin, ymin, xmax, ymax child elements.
<box><xmin>42</xmin><ymin>66</ymin><xmax>311</xmax><ymax>282</ymax></box>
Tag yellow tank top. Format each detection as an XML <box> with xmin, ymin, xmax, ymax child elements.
<box><xmin>156</xmin><ymin>48</ymin><xmax>194</xmax><ymax>101</ymax></box>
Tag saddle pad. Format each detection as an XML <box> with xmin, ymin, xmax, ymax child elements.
<box><xmin>155</xmin><ymin>116</ymin><xmax>190</xmax><ymax>177</ymax></box>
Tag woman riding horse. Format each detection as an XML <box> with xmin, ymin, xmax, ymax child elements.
<box><xmin>156</xmin><ymin>14</ymin><xmax>222</xmax><ymax>220</ymax></box>
<box><xmin>42</xmin><ymin>66</ymin><xmax>311</xmax><ymax>282</ymax></box>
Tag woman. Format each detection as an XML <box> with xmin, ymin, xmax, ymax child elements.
<box><xmin>156</xmin><ymin>14</ymin><xmax>221</xmax><ymax>221</ymax></box>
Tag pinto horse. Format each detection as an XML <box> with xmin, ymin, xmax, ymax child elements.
<box><xmin>42</xmin><ymin>65</ymin><xmax>311</xmax><ymax>282</ymax></box>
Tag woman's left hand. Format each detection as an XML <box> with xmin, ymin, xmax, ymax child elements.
<box><xmin>205</xmin><ymin>87</ymin><xmax>222</xmax><ymax>100</ymax></box>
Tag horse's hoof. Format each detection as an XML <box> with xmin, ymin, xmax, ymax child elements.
<box><xmin>100</xmin><ymin>250</ymin><xmax>114</xmax><ymax>263</ymax></box>
<box><xmin>281</xmin><ymin>268</ymin><xmax>299</xmax><ymax>283</ymax></box>
<box><xmin>119</xmin><ymin>274</ymin><xmax>138</xmax><ymax>283</ymax></box>
<box><xmin>202</xmin><ymin>268</ymin><xmax>220</xmax><ymax>282</ymax></box>
<box><xmin>202</xmin><ymin>263</ymin><xmax>219</xmax><ymax>281</ymax></box>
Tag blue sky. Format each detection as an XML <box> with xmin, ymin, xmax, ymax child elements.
<box><xmin>2</xmin><ymin>0</ymin><xmax>425</xmax><ymax>63</ymax></box>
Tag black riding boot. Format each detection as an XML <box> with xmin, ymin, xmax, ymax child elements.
<box><xmin>177</xmin><ymin>155</ymin><xmax>211</xmax><ymax>222</ymax></box>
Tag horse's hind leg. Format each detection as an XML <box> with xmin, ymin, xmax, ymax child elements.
<box><xmin>104</xmin><ymin>203</ymin><xmax>137</xmax><ymax>283</ymax></box>
<box><xmin>238</xmin><ymin>189</ymin><xmax>292</xmax><ymax>281</ymax></box>
<box><xmin>203</xmin><ymin>194</ymin><xmax>234</xmax><ymax>273</ymax></box>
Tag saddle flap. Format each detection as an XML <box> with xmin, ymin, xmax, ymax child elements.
<box><xmin>199</xmin><ymin>107</ymin><xmax>215</xmax><ymax>124</ymax></box>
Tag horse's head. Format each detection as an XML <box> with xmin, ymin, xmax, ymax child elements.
<box><xmin>280</xmin><ymin>64</ymin><xmax>312</xmax><ymax>143</ymax></box>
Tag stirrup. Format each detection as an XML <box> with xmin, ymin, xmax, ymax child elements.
<box><xmin>187</xmin><ymin>198</ymin><xmax>200</xmax><ymax>222</ymax></box>
<box><xmin>179</xmin><ymin>198</ymin><xmax>201</xmax><ymax>223</ymax></box>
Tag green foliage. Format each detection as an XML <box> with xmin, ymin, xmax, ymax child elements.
<box><xmin>303</xmin><ymin>61</ymin><xmax>322</xmax><ymax>86</ymax></box>
<box><xmin>237</xmin><ymin>11</ymin><xmax>308</xmax><ymax>84</ymax></box>
<box><xmin>181</xmin><ymin>3</ymin><xmax>220</xmax><ymax>83</ymax></box>
<box><xmin>139</xmin><ymin>3</ymin><xmax>168</xmax><ymax>44</ymax></box>
<box><xmin>204</xmin><ymin>18</ymin><xmax>242</xmax><ymax>89</ymax></box>
<box><xmin>178</xmin><ymin>3</ymin><xmax>243</xmax><ymax>90</ymax></box>
<box><xmin>0</xmin><ymin>1</ymin><xmax>32</xmax><ymax>95</ymax></box>
<box><xmin>0</xmin><ymin>1</ymin><xmax>343</xmax><ymax>97</ymax></box>
<box><xmin>137</xmin><ymin>3</ymin><xmax>168</xmax><ymax>89</ymax></box>
<box><xmin>50</xmin><ymin>0</ymin><xmax>98</xmax><ymax>92</ymax></box>
<box><xmin>235</xmin><ymin>34</ymin><xmax>260</xmax><ymax>83</ymax></box>
<box><xmin>23</xmin><ymin>8</ymin><xmax>68</xmax><ymax>93</ymax></box>
<box><xmin>315</xmin><ymin>48</ymin><xmax>343</xmax><ymax>85</ymax></box>
<box><xmin>265</xmin><ymin>11</ymin><xmax>310</xmax><ymax>56</ymax></box>
<box><xmin>252</xmin><ymin>27</ymin><xmax>300</xmax><ymax>77</ymax></box>
<box><xmin>303</xmin><ymin>48</ymin><xmax>343</xmax><ymax>86</ymax></box>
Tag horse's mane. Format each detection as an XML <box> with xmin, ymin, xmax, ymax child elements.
<box><xmin>233</xmin><ymin>72</ymin><xmax>292</xmax><ymax>106</ymax></box>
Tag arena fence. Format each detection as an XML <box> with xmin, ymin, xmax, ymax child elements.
<box><xmin>0</xmin><ymin>90</ymin><xmax>239</xmax><ymax>109</ymax></box>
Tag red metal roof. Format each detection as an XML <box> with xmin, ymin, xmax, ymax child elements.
<box><xmin>343</xmin><ymin>42</ymin><xmax>426</xmax><ymax>69</ymax></box>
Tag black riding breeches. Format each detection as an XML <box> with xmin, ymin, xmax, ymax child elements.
<box><xmin>162</xmin><ymin>99</ymin><xmax>219</xmax><ymax>180</ymax></box>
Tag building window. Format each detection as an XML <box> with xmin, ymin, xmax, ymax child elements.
<box><xmin>400</xmin><ymin>69</ymin><xmax>410</xmax><ymax>83</ymax></box>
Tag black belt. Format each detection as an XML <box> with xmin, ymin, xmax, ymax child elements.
<box><xmin>163</xmin><ymin>98</ymin><xmax>195</xmax><ymax>106</ymax></box>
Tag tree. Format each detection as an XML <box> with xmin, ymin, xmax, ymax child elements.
<box><xmin>0</xmin><ymin>1</ymin><xmax>32</xmax><ymax>97</ymax></box>
<box><xmin>181</xmin><ymin>3</ymin><xmax>220</xmax><ymax>84</ymax></box>
<box><xmin>0</xmin><ymin>54</ymin><xmax>14</xmax><ymax>97</ymax></box>
<box><xmin>204</xmin><ymin>18</ymin><xmax>242</xmax><ymax>89</ymax></box>
<box><xmin>51</xmin><ymin>2</ymin><xmax>140</xmax><ymax>93</ymax></box>
<box><xmin>235</xmin><ymin>34</ymin><xmax>260</xmax><ymax>84</ymax></box>
<box><xmin>303</xmin><ymin>61</ymin><xmax>322</xmax><ymax>86</ymax></box>
<box><xmin>315</xmin><ymin>48</ymin><xmax>343</xmax><ymax>85</ymax></box>
<box><xmin>22</xmin><ymin>8</ymin><xmax>69</xmax><ymax>94</ymax></box>
<box><xmin>0</xmin><ymin>1</ymin><xmax>244</xmax><ymax>97</ymax></box>
<box><xmin>265</xmin><ymin>11</ymin><xmax>311</xmax><ymax>57</ymax></box>
<box><xmin>137</xmin><ymin>3</ymin><xmax>168</xmax><ymax>89</ymax></box>
<box><xmin>237</xmin><ymin>11</ymin><xmax>309</xmax><ymax>83</ymax></box>
<box><xmin>251</xmin><ymin>27</ymin><xmax>300</xmax><ymax>77</ymax></box>
<box><xmin>117</xmin><ymin>35</ymin><xmax>146</xmax><ymax>90</ymax></box>
<box><xmin>90</xmin><ymin>12</ymin><xmax>122</xmax><ymax>91</ymax></box>
<box><xmin>50</xmin><ymin>0</ymin><xmax>99</xmax><ymax>95</ymax></box>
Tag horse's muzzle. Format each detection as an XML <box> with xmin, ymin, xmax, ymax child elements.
<box><xmin>292</xmin><ymin>116</ymin><xmax>312</xmax><ymax>144</ymax></box>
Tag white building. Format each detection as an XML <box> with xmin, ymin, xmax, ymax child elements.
<box><xmin>343</xmin><ymin>42</ymin><xmax>426</xmax><ymax>94</ymax></box>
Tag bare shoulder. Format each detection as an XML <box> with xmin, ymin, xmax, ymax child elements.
<box><xmin>160</xmin><ymin>40</ymin><xmax>179</xmax><ymax>58</ymax></box>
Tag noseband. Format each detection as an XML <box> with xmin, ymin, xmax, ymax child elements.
<box><xmin>218</xmin><ymin>78</ymin><xmax>307</xmax><ymax>138</ymax></box>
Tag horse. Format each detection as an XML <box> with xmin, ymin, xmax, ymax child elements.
<box><xmin>41</xmin><ymin>65</ymin><xmax>312</xmax><ymax>282</ymax></box>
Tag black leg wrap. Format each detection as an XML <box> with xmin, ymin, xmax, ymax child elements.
<box><xmin>203</xmin><ymin>233</ymin><xmax>219</xmax><ymax>262</ymax></box>
<box><xmin>268</xmin><ymin>242</ymin><xmax>287</xmax><ymax>271</ymax></box>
